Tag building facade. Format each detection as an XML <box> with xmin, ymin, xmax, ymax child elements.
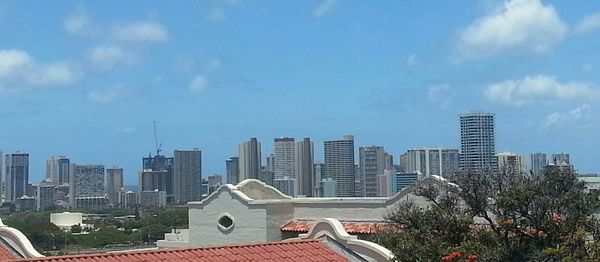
<box><xmin>324</xmin><ymin>136</ymin><xmax>356</xmax><ymax>197</ymax></box>
<box><xmin>5</xmin><ymin>153</ymin><xmax>29</xmax><ymax>202</ymax></box>
<box><xmin>496</xmin><ymin>152</ymin><xmax>526</xmax><ymax>173</ymax></box>
<box><xmin>69</xmin><ymin>164</ymin><xmax>105</xmax><ymax>208</ymax></box>
<box><xmin>530</xmin><ymin>152</ymin><xmax>547</xmax><ymax>176</ymax></box>
<box><xmin>174</xmin><ymin>149</ymin><xmax>202</xmax><ymax>203</ymax></box>
<box><xmin>239</xmin><ymin>138</ymin><xmax>261</xmax><ymax>181</ymax></box>
<box><xmin>105</xmin><ymin>167</ymin><xmax>124</xmax><ymax>207</ymax></box>
<box><xmin>46</xmin><ymin>156</ymin><xmax>70</xmax><ymax>185</ymax></box>
<box><xmin>359</xmin><ymin>146</ymin><xmax>386</xmax><ymax>197</ymax></box>
<box><xmin>225</xmin><ymin>157</ymin><xmax>239</xmax><ymax>185</ymax></box>
<box><xmin>406</xmin><ymin>148</ymin><xmax>459</xmax><ymax>178</ymax></box>
<box><xmin>459</xmin><ymin>112</ymin><xmax>496</xmax><ymax>172</ymax></box>
<box><xmin>295</xmin><ymin>138</ymin><xmax>314</xmax><ymax>197</ymax></box>
<box><xmin>274</xmin><ymin>137</ymin><xmax>295</xmax><ymax>180</ymax></box>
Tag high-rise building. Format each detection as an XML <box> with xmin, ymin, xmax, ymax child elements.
<box><xmin>398</xmin><ymin>153</ymin><xmax>409</xmax><ymax>173</ymax></box>
<box><xmin>274</xmin><ymin>137</ymin><xmax>295</xmax><ymax>180</ymax></box>
<box><xmin>174</xmin><ymin>149</ymin><xmax>202</xmax><ymax>203</ymax></box>
<box><xmin>69</xmin><ymin>164</ymin><xmax>105</xmax><ymax>208</ymax></box>
<box><xmin>496</xmin><ymin>152</ymin><xmax>526</xmax><ymax>173</ymax></box>
<box><xmin>239</xmin><ymin>138</ymin><xmax>261</xmax><ymax>181</ymax></box>
<box><xmin>530</xmin><ymin>153</ymin><xmax>547</xmax><ymax>175</ymax></box>
<box><xmin>406</xmin><ymin>148</ymin><xmax>460</xmax><ymax>178</ymax></box>
<box><xmin>313</xmin><ymin>162</ymin><xmax>325</xmax><ymax>196</ymax></box>
<box><xmin>105</xmin><ymin>167</ymin><xmax>124</xmax><ymax>207</ymax></box>
<box><xmin>37</xmin><ymin>183</ymin><xmax>55</xmax><ymax>211</ymax></box>
<box><xmin>46</xmin><ymin>156</ymin><xmax>70</xmax><ymax>185</ymax></box>
<box><xmin>359</xmin><ymin>146</ymin><xmax>386</xmax><ymax>197</ymax></box>
<box><xmin>295</xmin><ymin>138</ymin><xmax>314</xmax><ymax>197</ymax></box>
<box><xmin>226</xmin><ymin>157</ymin><xmax>239</xmax><ymax>184</ymax></box>
<box><xmin>384</xmin><ymin>153</ymin><xmax>394</xmax><ymax>171</ymax></box>
<box><xmin>266</xmin><ymin>154</ymin><xmax>275</xmax><ymax>173</ymax></box>
<box><xmin>324</xmin><ymin>135</ymin><xmax>356</xmax><ymax>197</ymax></box>
<box><xmin>273</xmin><ymin>177</ymin><xmax>295</xmax><ymax>197</ymax></box>
<box><xmin>5</xmin><ymin>153</ymin><xmax>29</xmax><ymax>202</ymax></box>
<box><xmin>552</xmin><ymin>153</ymin><xmax>570</xmax><ymax>166</ymax></box>
<box><xmin>141</xmin><ymin>154</ymin><xmax>174</xmax><ymax>201</ymax></box>
<box><xmin>459</xmin><ymin>112</ymin><xmax>496</xmax><ymax>171</ymax></box>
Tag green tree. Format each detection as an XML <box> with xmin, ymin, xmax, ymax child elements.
<box><xmin>374</xmin><ymin>167</ymin><xmax>600</xmax><ymax>261</ymax></box>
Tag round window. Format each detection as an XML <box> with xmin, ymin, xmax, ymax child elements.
<box><xmin>217</xmin><ymin>213</ymin><xmax>235</xmax><ymax>232</ymax></box>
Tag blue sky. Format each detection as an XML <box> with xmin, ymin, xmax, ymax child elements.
<box><xmin>1</xmin><ymin>0</ymin><xmax>599</xmax><ymax>185</ymax></box>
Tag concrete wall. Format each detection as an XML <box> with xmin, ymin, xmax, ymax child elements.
<box><xmin>189</xmin><ymin>191</ymin><xmax>268</xmax><ymax>246</ymax></box>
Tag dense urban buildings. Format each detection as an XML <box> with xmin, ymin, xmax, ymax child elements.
<box><xmin>5</xmin><ymin>152</ymin><xmax>30</xmax><ymax>202</ymax></box>
<box><xmin>359</xmin><ymin>146</ymin><xmax>386</xmax><ymax>197</ymax></box>
<box><xmin>140</xmin><ymin>153</ymin><xmax>174</xmax><ymax>203</ymax></box>
<box><xmin>46</xmin><ymin>156</ymin><xmax>70</xmax><ymax>185</ymax></box>
<box><xmin>295</xmin><ymin>138</ymin><xmax>314</xmax><ymax>197</ymax></box>
<box><xmin>406</xmin><ymin>148</ymin><xmax>460</xmax><ymax>178</ymax></box>
<box><xmin>324</xmin><ymin>135</ymin><xmax>356</xmax><ymax>197</ymax></box>
<box><xmin>459</xmin><ymin>112</ymin><xmax>497</xmax><ymax>171</ymax></box>
<box><xmin>239</xmin><ymin>138</ymin><xmax>261</xmax><ymax>181</ymax></box>
<box><xmin>173</xmin><ymin>149</ymin><xmax>202</xmax><ymax>203</ymax></box>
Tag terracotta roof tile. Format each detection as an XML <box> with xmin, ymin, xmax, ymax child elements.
<box><xmin>19</xmin><ymin>239</ymin><xmax>350</xmax><ymax>262</ymax></box>
<box><xmin>281</xmin><ymin>219</ymin><xmax>393</xmax><ymax>234</ymax></box>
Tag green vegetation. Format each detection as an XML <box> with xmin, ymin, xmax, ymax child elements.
<box><xmin>2</xmin><ymin>208</ymin><xmax>188</xmax><ymax>252</ymax></box>
<box><xmin>373</xmin><ymin>167</ymin><xmax>600</xmax><ymax>261</ymax></box>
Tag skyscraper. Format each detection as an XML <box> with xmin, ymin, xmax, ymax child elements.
<box><xmin>324</xmin><ymin>135</ymin><xmax>356</xmax><ymax>197</ymax></box>
<box><xmin>225</xmin><ymin>157</ymin><xmax>239</xmax><ymax>184</ymax></box>
<box><xmin>359</xmin><ymin>146</ymin><xmax>386</xmax><ymax>197</ymax></box>
<box><xmin>174</xmin><ymin>149</ymin><xmax>202</xmax><ymax>203</ymax></box>
<box><xmin>105</xmin><ymin>167</ymin><xmax>124</xmax><ymax>207</ymax></box>
<box><xmin>295</xmin><ymin>138</ymin><xmax>314</xmax><ymax>197</ymax></box>
<box><xmin>46</xmin><ymin>156</ymin><xmax>70</xmax><ymax>185</ymax></box>
<box><xmin>141</xmin><ymin>154</ymin><xmax>174</xmax><ymax>201</ymax></box>
<box><xmin>530</xmin><ymin>153</ymin><xmax>547</xmax><ymax>175</ymax></box>
<box><xmin>406</xmin><ymin>148</ymin><xmax>460</xmax><ymax>178</ymax></box>
<box><xmin>459</xmin><ymin>112</ymin><xmax>497</xmax><ymax>171</ymax></box>
<box><xmin>5</xmin><ymin>153</ymin><xmax>29</xmax><ymax>202</ymax></box>
<box><xmin>239</xmin><ymin>138</ymin><xmax>261</xmax><ymax>181</ymax></box>
<box><xmin>552</xmin><ymin>153</ymin><xmax>570</xmax><ymax>166</ymax></box>
<box><xmin>69</xmin><ymin>164</ymin><xmax>105</xmax><ymax>208</ymax></box>
<box><xmin>274</xmin><ymin>137</ymin><xmax>295</xmax><ymax>180</ymax></box>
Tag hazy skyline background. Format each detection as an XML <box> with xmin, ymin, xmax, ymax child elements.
<box><xmin>1</xmin><ymin>0</ymin><xmax>599</xmax><ymax>185</ymax></box>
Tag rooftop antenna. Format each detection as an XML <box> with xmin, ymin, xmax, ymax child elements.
<box><xmin>153</xmin><ymin>120</ymin><xmax>162</xmax><ymax>156</ymax></box>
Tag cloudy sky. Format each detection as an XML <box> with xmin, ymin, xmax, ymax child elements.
<box><xmin>1</xmin><ymin>0</ymin><xmax>599</xmax><ymax>185</ymax></box>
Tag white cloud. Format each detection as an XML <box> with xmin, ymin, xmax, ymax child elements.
<box><xmin>188</xmin><ymin>75</ymin><xmax>209</xmax><ymax>94</ymax></box>
<box><xmin>313</xmin><ymin>0</ymin><xmax>340</xmax><ymax>18</ymax></box>
<box><xmin>484</xmin><ymin>75</ymin><xmax>600</xmax><ymax>106</ymax></box>
<box><xmin>0</xmin><ymin>49</ymin><xmax>79</xmax><ymax>92</ymax></box>
<box><xmin>113</xmin><ymin>21</ymin><xmax>168</xmax><ymax>43</ymax></box>
<box><xmin>205</xmin><ymin>7</ymin><xmax>227</xmax><ymax>22</ymax></box>
<box><xmin>64</xmin><ymin>7</ymin><xmax>99</xmax><ymax>36</ymax></box>
<box><xmin>405</xmin><ymin>54</ymin><xmax>420</xmax><ymax>70</ymax></box>
<box><xmin>542</xmin><ymin>104</ymin><xmax>590</xmax><ymax>128</ymax></box>
<box><xmin>0</xmin><ymin>49</ymin><xmax>32</xmax><ymax>78</ymax></box>
<box><xmin>575</xmin><ymin>13</ymin><xmax>600</xmax><ymax>34</ymax></box>
<box><xmin>457</xmin><ymin>0</ymin><xmax>567</xmax><ymax>59</ymax></box>
<box><xmin>87</xmin><ymin>45</ymin><xmax>131</xmax><ymax>69</ymax></box>
<box><xmin>427</xmin><ymin>84</ymin><xmax>453</xmax><ymax>108</ymax></box>
<box><xmin>87</xmin><ymin>84</ymin><xmax>133</xmax><ymax>103</ymax></box>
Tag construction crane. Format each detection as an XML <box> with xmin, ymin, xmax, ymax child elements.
<box><xmin>153</xmin><ymin>120</ymin><xmax>162</xmax><ymax>156</ymax></box>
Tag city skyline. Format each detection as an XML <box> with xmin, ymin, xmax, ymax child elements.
<box><xmin>1</xmin><ymin>1</ymin><xmax>600</xmax><ymax>184</ymax></box>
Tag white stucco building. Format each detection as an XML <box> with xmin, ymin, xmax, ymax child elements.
<box><xmin>158</xmin><ymin>177</ymin><xmax>446</xmax><ymax>249</ymax></box>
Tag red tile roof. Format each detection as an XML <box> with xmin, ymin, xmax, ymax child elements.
<box><xmin>281</xmin><ymin>220</ymin><xmax>392</xmax><ymax>234</ymax></box>
<box><xmin>0</xmin><ymin>240</ymin><xmax>19</xmax><ymax>260</ymax></box>
<box><xmin>16</xmin><ymin>239</ymin><xmax>350</xmax><ymax>262</ymax></box>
